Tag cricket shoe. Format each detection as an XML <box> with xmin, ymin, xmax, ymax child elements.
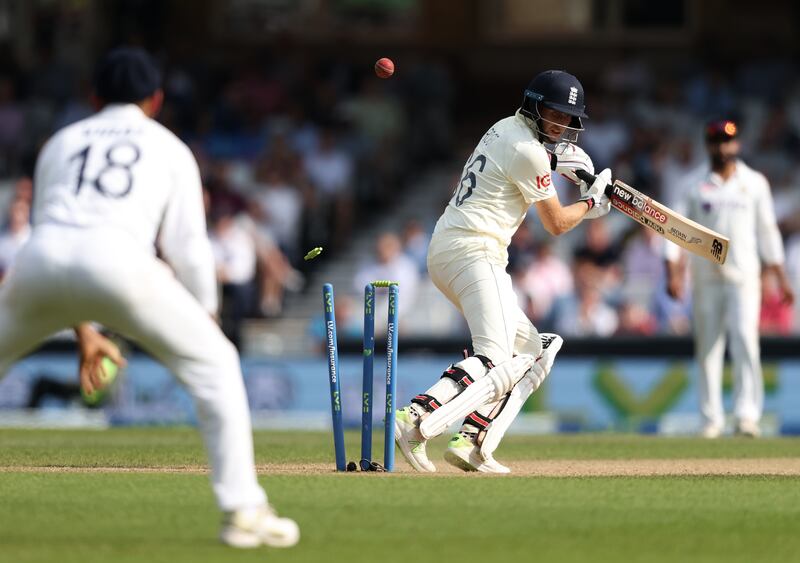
<box><xmin>395</xmin><ymin>407</ymin><xmax>436</xmax><ymax>472</ymax></box>
<box><xmin>219</xmin><ymin>504</ymin><xmax>300</xmax><ymax>548</ymax></box>
<box><xmin>735</xmin><ymin>419</ymin><xmax>761</xmax><ymax>438</ymax></box>
<box><xmin>700</xmin><ymin>423</ymin><xmax>723</xmax><ymax>439</ymax></box>
<box><xmin>444</xmin><ymin>432</ymin><xmax>511</xmax><ymax>474</ymax></box>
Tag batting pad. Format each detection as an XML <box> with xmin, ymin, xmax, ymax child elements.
<box><xmin>479</xmin><ymin>334</ymin><xmax>563</xmax><ymax>459</ymax></box>
<box><xmin>419</xmin><ymin>354</ymin><xmax>536</xmax><ymax>439</ymax></box>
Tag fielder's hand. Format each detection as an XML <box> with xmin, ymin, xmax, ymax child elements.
<box><xmin>580</xmin><ymin>168</ymin><xmax>612</xmax><ymax>219</ymax></box>
<box><xmin>554</xmin><ymin>142</ymin><xmax>594</xmax><ymax>185</ymax></box>
<box><xmin>75</xmin><ymin>324</ymin><xmax>126</xmax><ymax>396</ymax></box>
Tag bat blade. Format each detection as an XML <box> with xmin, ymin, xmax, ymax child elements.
<box><xmin>606</xmin><ymin>180</ymin><xmax>729</xmax><ymax>264</ymax></box>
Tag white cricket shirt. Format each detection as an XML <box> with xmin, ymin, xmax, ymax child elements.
<box><xmin>32</xmin><ymin>104</ymin><xmax>218</xmax><ymax>312</ymax></box>
<box><xmin>665</xmin><ymin>160</ymin><xmax>784</xmax><ymax>283</ymax></box>
<box><xmin>430</xmin><ymin>111</ymin><xmax>556</xmax><ymax>264</ymax></box>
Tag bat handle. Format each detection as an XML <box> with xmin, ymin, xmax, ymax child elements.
<box><xmin>575</xmin><ymin>169</ymin><xmax>613</xmax><ymax>197</ymax></box>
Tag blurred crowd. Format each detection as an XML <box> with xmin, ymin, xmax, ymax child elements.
<box><xmin>0</xmin><ymin>50</ymin><xmax>453</xmax><ymax>347</ymax></box>
<box><xmin>0</xmin><ymin>50</ymin><xmax>799</xmax><ymax>341</ymax></box>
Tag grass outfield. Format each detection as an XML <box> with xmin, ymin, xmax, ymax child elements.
<box><xmin>1</xmin><ymin>429</ymin><xmax>800</xmax><ymax>563</ymax></box>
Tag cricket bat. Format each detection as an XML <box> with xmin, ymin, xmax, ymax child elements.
<box><xmin>575</xmin><ymin>169</ymin><xmax>729</xmax><ymax>264</ymax></box>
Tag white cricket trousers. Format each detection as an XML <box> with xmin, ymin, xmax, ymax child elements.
<box><xmin>693</xmin><ymin>279</ymin><xmax>763</xmax><ymax>427</ymax></box>
<box><xmin>0</xmin><ymin>226</ymin><xmax>267</xmax><ymax>511</ymax></box>
<box><xmin>427</xmin><ymin>247</ymin><xmax>541</xmax><ymax>364</ymax></box>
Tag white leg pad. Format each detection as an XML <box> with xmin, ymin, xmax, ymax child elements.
<box><xmin>479</xmin><ymin>334</ymin><xmax>563</xmax><ymax>459</ymax></box>
<box><xmin>419</xmin><ymin>354</ymin><xmax>536</xmax><ymax>439</ymax></box>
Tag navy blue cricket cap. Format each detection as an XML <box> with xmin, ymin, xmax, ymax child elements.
<box><xmin>93</xmin><ymin>47</ymin><xmax>161</xmax><ymax>104</ymax></box>
<box><xmin>705</xmin><ymin>119</ymin><xmax>738</xmax><ymax>142</ymax></box>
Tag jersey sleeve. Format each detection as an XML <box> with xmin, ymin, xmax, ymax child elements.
<box><xmin>507</xmin><ymin>142</ymin><xmax>556</xmax><ymax>204</ymax></box>
<box><xmin>754</xmin><ymin>173</ymin><xmax>785</xmax><ymax>266</ymax></box>
<box><xmin>158</xmin><ymin>142</ymin><xmax>219</xmax><ymax>314</ymax></box>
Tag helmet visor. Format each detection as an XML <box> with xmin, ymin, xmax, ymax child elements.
<box><xmin>535</xmin><ymin>101</ymin><xmax>584</xmax><ymax>144</ymax></box>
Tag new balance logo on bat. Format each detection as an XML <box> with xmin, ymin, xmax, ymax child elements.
<box><xmin>611</xmin><ymin>184</ymin><xmax>666</xmax><ymax>223</ymax></box>
<box><xmin>605</xmin><ymin>179</ymin><xmax>728</xmax><ymax>264</ymax></box>
<box><xmin>612</xmin><ymin>184</ymin><xmax>633</xmax><ymax>202</ymax></box>
<box><xmin>711</xmin><ymin>239</ymin><xmax>724</xmax><ymax>260</ymax></box>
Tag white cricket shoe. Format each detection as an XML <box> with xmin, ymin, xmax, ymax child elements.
<box><xmin>444</xmin><ymin>432</ymin><xmax>511</xmax><ymax>474</ymax></box>
<box><xmin>395</xmin><ymin>407</ymin><xmax>436</xmax><ymax>472</ymax></box>
<box><xmin>735</xmin><ymin>419</ymin><xmax>761</xmax><ymax>438</ymax></box>
<box><xmin>219</xmin><ymin>505</ymin><xmax>300</xmax><ymax>549</ymax></box>
<box><xmin>700</xmin><ymin>423</ymin><xmax>723</xmax><ymax>439</ymax></box>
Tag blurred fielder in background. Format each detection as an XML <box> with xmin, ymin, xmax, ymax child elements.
<box><xmin>0</xmin><ymin>47</ymin><xmax>298</xmax><ymax>548</ymax></box>
<box><xmin>394</xmin><ymin>70</ymin><xmax>612</xmax><ymax>472</ymax></box>
<box><xmin>666</xmin><ymin>119</ymin><xmax>795</xmax><ymax>438</ymax></box>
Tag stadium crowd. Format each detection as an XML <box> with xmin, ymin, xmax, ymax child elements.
<box><xmin>0</xmin><ymin>51</ymin><xmax>799</xmax><ymax>340</ymax></box>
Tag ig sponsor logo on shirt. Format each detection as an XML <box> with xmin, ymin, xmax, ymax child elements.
<box><xmin>535</xmin><ymin>173</ymin><xmax>551</xmax><ymax>190</ymax></box>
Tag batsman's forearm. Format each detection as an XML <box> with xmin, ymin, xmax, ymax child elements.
<box><xmin>543</xmin><ymin>201</ymin><xmax>592</xmax><ymax>235</ymax></box>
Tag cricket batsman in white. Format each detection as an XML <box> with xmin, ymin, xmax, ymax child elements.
<box><xmin>665</xmin><ymin>119</ymin><xmax>794</xmax><ymax>438</ymax></box>
<box><xmin>394</xmin><ymin>70</ymin><xmax>612</xmax><ymax>472</ymax></box>
<box><xmin>0</xmin><ymin>47</ymin><xmax>299</xmax><ymax>547</ymax></box>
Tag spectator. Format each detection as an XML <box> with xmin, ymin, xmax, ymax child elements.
<box><xmin>307</xmin><ymin>293</ymin><xmax>361</xmax><ymax>353</ymax></box>
<box><xmin>354</xmin><ymin>232</ymin><xmax>419</xmax><ymax>321</ymax></box>
<box><xmin>339</xmin><ymin>78</ymin><xmax>404</xmax><ymax>147</ymax></box>
<box><xmin>555</xmin><ymin>271</ymin><xmax>619</xmax><ymax>337</ymax></box>
<box><xmin>507</xmin><ymin>221</ymin><xmax>537</xmax><ymax>274</ymax></box>
<box><xmin>0</xmin><ymin>76</ymin><xmax>24</xmax><ymax>175</ymax></box>
<box><xmin>12</xmin><ymin>177</ymin><xmax>33</xmax><ymax>204</ymax></box>
<box><xmin>253</xmin><ymin>227</ymin><xmax>305</xmax><ymax>318</ymax></box>
<box><xmin>658</xmin><ymin>138</ymin><xmax>704</xmax><ymax>205</ymax></box>
<box><xmin>620</xmin><ymin>226</ymin><xmax>664</xmax><ymax>307</ymax></box>
<box><xmin>786</xmin><ymin>232</ymin><xmax>800</xmax><ymax>328</ymax></box>
<box><xmin>208</xmin><ymin>205</ymin><xmax>258</xmax><ymax>349</ymax></box>
<box><xmin>760</xmin><ymin>269</ymin><xmax>793</xmax><ymax>335</ymax></box>
<box><xmin>652</xmin><ymin>278</ymin><xmax>692</xmax><ymax>336</ymax></box>
<box><xmin>250</xmin><ymin>159</ymin><xmax>305</xmax><ymax>258</ymax></box>
<box><xmin>401</xmin><ymin>218</ymin><xmax>429</xmax><ymax>274</ymax></box>
<box><xmin>303</xmin><ymin>126</ymin><xmax>354</xmax><ymax>251</ymax></box>
<box><xmin>616</xmin><ymin>300</ymin><xmax>658</xmax><ymax>336</ymax></box>
<box><xmin>579</xmin><ymin>100</ymin><xmax>629</xmax><ymax>172</ymax></box>
<box><xmin>519</xmin><ymin>240</ymin><xmax>574</xmax><ymax>329</ymax></box>
<box><xmin>0</xmin><ymin>197</ymin><xmax>31</xmax><ymax>281</ymax></box>
<box><xmin>573</xmin><ymin>218</ymin><xmax>622</xmax><ymax>296</ymax></box>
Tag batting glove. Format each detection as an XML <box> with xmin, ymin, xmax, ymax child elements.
<box><xmin>554</xmin><ymin>142</ymin><xmax>594</xmax><ymax>185</ymax></box>
<box><xmin>579</xmin><ymin>168</ymin><xmax>612</xmax><ymax>219</ymax></box>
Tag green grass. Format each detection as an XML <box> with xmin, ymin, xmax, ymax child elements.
<box><xmin>2</xmin><ymin>429</ymin><xmax>800</xmax><ymax>563</ymax></box>
<box><xmin>4</xmin><ymin>428</ymin><xmax>800</xmax><ymax>466</ymax></box>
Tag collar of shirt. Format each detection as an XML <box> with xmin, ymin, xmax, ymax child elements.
<box><xmin>515</xmin><ymin>109</ymin><xmax>539</xmax><ymax>135</ymax></box>
<box><xmin>707</xmin><ymin>160</ymin><xmax>741</xmax><ymax>187</ymax></box>
<box><xmin>96</xmin><ymin>103</ymin><xmax>146</xmax><ymax>119</ymax></box>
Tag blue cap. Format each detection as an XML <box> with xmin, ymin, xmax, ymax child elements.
<box><xmin>93</xmin><ymin>47</ymin><xmax>161</xmax><ymax>103</ymax></box>
<box><xmin>705</xmin><ymin>119</ymin><xmax>738</xmax><ymax>142</ymax></box>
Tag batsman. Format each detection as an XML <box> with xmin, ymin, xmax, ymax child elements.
<box><xmin>395</xmin><ymin>70</ymin><xmax>610</xmax><ymax>473</ymax></box>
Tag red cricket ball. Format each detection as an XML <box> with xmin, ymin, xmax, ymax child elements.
<box><xmin>374</xmin><ymin>57</ymin><xmax>395</xmax><ymax>79</ymax></box>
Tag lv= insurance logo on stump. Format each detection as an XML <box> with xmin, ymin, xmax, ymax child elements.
<box><xmin>323</xmin><ymin>281</ymin><xmax>399</xmax><ymax>472</ymax></box>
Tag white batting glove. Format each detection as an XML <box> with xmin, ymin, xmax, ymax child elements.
<box><xmin>554</xmin><ymin>143</ymin><xmax>594</xmax><ymax>185</ymax></box>
<box><xmin>579</xmin><ymin>168</ymin><xmax>612</xmax><ymax>219</ymax></box>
